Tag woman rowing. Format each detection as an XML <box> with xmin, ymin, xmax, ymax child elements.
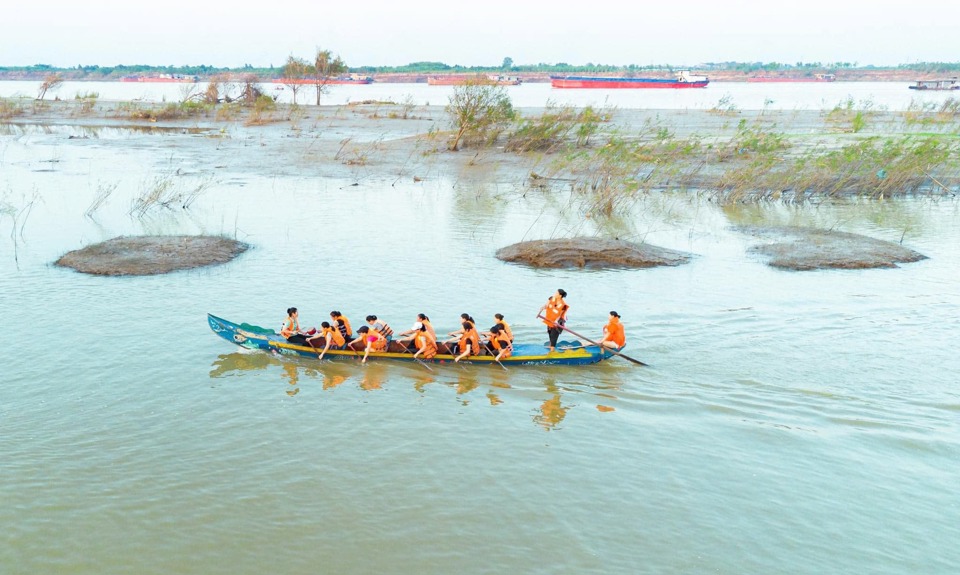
<box><xmin>280</xmin><ymin>307</ymin><xmax>313</xmax><ymax>346</ymax></box>
<box><xmin>412</xmin><ymin>324</ymin><xmax>438</xmax><ymax>360</ymax></box>
<box><xmin>330</xmin><ymin>311</ymin><xmax>353</xmax><ymax>343</ymax></box>
<box><xmin>446</xmin><ymin>313</ymin><xmax>476</xmax><ymax>339</ymax></box>
<box><xmin>538</xmin><ymin>289</ymin><xmax>569</xmax><ymax>353</ymax></box>
<box><xmin>493</xmin><ymin>313</ymin><xmax>513</xmax><ymax>343</ymax></box>
<box><xmin>598</xmin><ymin>311</ymin><xmax>626</xmax><ymax>351</ymax></box>
<box><xmin>366</xmin><ymin>315</ymin><xmax>394</xmax><ymax>340</ymax></box>
<box><xmin>397</xmin><ymin>313</ymin><xmax>435</xmax><ymax>349</ymax></box>
<box><xmin>312</xmin><ymin>321</ymin><xmax>346</xmax><ymax>360</ymax></box>
<box><xmin>487</xmin><ymin>324</ymin><xmax>513</xmax><ymax>361</ymax></box>
<box><xmin>453</xmin><ymin>322</ymin><xmax>481</xmax><ymax>363</ymax></box>
<box><xmin>355</xmin><ymin>325</ymin><xmax>388</xmax><ymax>364</ymax></box>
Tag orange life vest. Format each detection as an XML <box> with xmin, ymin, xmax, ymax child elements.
<box><xmin>604</xmin><ymin>317</ymin><xmax>626</xmax><ymax>347</ymax></box>
<box><xmin>459</xmin><ymin>329</ymin><xmax>480</xmax><ymax>356</ymax></box>
<box><xmin>543</xmin><ymin>295</ymin><xmax>568</xmax><ymax>325</ymax></box>
<box><xmin>322</xmin><ymin>326</ymin><xmax>345</xmax><ymax>347</ymax></box>
<box><xmin>365</xmin><ymin>332</ymin><xmax>387</xmax><ymax>351</ymax></box>
<box><xmin>421</xmin><ymin>319</ymin><xmax>436</xmax><ymax>339</ymax></box>
<box><xmin>492</xmin><ymin>333</ymin><xmax>512</xmax><ymax>358</ymax></box>
<box><xmin>415</xmin><ymin>332</ymin><xmax>437</xmax><ymax>359</ymax></box>
<box><xmin>282</xmin><ymin>316</ymin><xmax>299</xmax><ymax>337</ymax></box>
<box><xmin>333</xmin><ymin>314</ymin><xmax>352</xmax><ymax>338</ymax></box>
<box><xmin>499</xmin><ymin>321</ymin><xmax>513</xmax><ymax>341</ymax></box>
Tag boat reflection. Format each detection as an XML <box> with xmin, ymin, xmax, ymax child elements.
<box><xmin>209</xmin><ymin>352</ymin><xmax>625</xmax><ymax>429</ymax></box>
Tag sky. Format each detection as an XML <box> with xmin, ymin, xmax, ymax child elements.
<box><xmin>3</xmin><ymin>0</ymin><xmax>959</xmax><ymax>68</ymax></box>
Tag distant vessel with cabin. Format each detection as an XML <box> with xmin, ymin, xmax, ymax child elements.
<box><xmin>908</xmin><ymin>78</ymin><xmax>959</xmax><ymax>91</ymax></box>
<box><xmin>427</xmin><ymin>74</ymin><xmax>522</xmax><ymax>86</ymax></box>
<box><xmin>550</xmin><ymin>70</ymin><xmax>708</xmax><ymax>89</ymax></box>
<box><xmin>747</xmin><ymin>73</ymin><xmax>837</xmax><ymax>83</ymax></box>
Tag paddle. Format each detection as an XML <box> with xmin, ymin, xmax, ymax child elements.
<box><xmin>397</xmin><ymin>338</ymin><xmax>435</xmax><ymax>372</ymax></box>
<box><xmin>536</xmin><ymin>314</ymin><xmax>649</xmax><ymax>366</ymax></box>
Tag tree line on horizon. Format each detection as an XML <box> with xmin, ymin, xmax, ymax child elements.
<box><xmin>3</xmin><ymin>60</ymin><xmax>960</xmax><ymax>79</ymax></box>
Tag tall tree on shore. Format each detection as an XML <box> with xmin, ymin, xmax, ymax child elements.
<box><xmin>313</xmin><ymin>49</ymin><xmax>347</xmax><ymax>105</ymax></box>
<box><xmin>282</xmin><ymin>56</ymin><xmax>310</xmax><ymax>105</ymax></box>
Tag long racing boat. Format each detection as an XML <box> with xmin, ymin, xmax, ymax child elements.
<box><xmin>208</xmin><ymin>314</ymin><xmax>613</xmax><ymax>366</ymax></box>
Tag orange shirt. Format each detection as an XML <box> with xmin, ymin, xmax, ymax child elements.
<box><xmin>333</xmin><ymin>314</ymin><xmax>352</xmax><ymax>337</ymax></box>
<box><xmin>603</xmin><ymin>317</ymin><xmax>626</xmax><ymax>347</ymax></box>
<box><xmin>415</xmin><ymin>332</ymin><xmax>437</xmax><ymax>358</ymax></box>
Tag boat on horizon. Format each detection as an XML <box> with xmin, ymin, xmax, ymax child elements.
<box><xmin>550</xmin><ymin>70</ymin><xmax>708</xmax><ymax>89</ymax></box>
<box><xmin>119</xmin><ymin>74</ymin><xmax>199</xmax><ymax>83</ymax></box>
<box><xmin>208</xmin><ymin>314</ymin><xmax>614</xmax><ymax>367</ymax></box>
<box><xmin>747</xmin><ymin>73</ymin><xmax>836</xmax><ymax>83</ymax></box>
<box><xmin>908</xmin><ymin>78</ymin><xmax>959</xmax><ymax>91</ymax></box>
<box><xmin>427</xmin><ymin>74</ymin><xmax>522</xmax><ymax>86</ymax></box>
<box><xmin>274</xmin><ymin>74</ymin><xmax>373</xmax><ymax>85</ymax></box>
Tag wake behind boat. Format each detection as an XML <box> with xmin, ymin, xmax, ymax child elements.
<box><xmin>208</xmin><ymin>314</ymin><xmax>614</xmax><ymax>366</ymax></box>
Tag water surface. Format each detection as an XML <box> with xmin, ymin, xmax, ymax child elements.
<box><xmin>1</xmin><ymin>113</ymin><xmax>958</xmax><ymax>575</ymax></box>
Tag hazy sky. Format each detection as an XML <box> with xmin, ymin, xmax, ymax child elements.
<box><xmin>4</xmin><ymin>0</ymin><xmax>958</xmax><ymax>68</ymax></box>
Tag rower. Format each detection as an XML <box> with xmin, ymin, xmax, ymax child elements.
<box><xmin>330</xmin><ymin>311</ymin><xmax>353</xmax><ymax>343</ymax></box>
<box><xmin>538</xmin><ymin>289</ymin><xmax>569</xmax><ymax>353</ymax></box>
<box><xmin>412</xmin><ymin>324</ymin><xmax>438</xmax><ymax>360</ymax></box>
<box><xmin>366</xmin><ymin>315</ymin><xmax>394</xmax><ymax>340</ymax></box>
<box><xmin>493</xmin><ymin>313</ymin><xmax>513</xmax><ymax>343</ymax></box>
<box><xmin>487</xmin><ymin>324</ymin><xmax>513</xmax><ymax>361</ymax></box>
<box><xmin>313</xmin><ymin>321</ymin><xmax>346</xmax><ymax>360</ymax></box>
<box><xmin>280</xmin><ymin>307</ymin><xmax>312</xmax><ymax>346</ymax></box>
<box><xmin>356</xmin><ymin>325</ymin><xmax>388</xmax><ymax>364</ymax></box>
<box><xmin>598</xmin><ymin>311</ymin><xmax>626</xmax><ymax>351</ymax></box>
<box><xmin>454</xmin><ymin>322</ymin><xmax>481</xmax><ymax>363</ymax></box>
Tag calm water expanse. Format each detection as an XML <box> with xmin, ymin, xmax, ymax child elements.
<box><xmin>2</xmin><ymin>83</ymin><xmax>959</xmax><ymax>574</ymax></box>
<box><xmin>1</xmin><ymin>79</ymin><xmax>957</xmax><ymax>111</ymax></box>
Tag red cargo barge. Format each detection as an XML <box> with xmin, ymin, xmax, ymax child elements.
<box><xmin>551</xmin><ymin>70</ymin><xmax>708</xmax><ymax>89</ymax></box>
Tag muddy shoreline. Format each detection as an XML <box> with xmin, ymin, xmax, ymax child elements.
<box><xmin>5</xmin><ymin>98</ymin><xmax>941</xmax><ymax>272</ymax></box>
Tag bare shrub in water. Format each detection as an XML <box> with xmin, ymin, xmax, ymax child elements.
<box><xmin>446</xmin><ymin>80</ymin><xmax>515</xmax><ymax>151</ymax></box>
<box><xmin>506</xmin><ymin>103</ymin><xmax>609</xmax><ymax>154</ymax></box>
<box><xmin>0</xmin><ymin>98</ymin><xmax>24</xmax><ymax>119</ymax></box>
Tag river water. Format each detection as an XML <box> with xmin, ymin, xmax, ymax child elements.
<box><xmin>2</xmin><ymin>83</ymin><xmax>959</xmax><ymax>574</ymax></box>
<box><xmin>2</xmin><ymin>79</ymin><xmax>958</xmax><ymax>111</ymax></box>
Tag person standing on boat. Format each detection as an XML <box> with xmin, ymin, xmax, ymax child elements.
<box><xmin>599</xmin><ymin>311</ymin><xmax>626</xmax><ymax>351</ymax></box>
<box><xmin>280</xmin><ymin>307</ymin><xmax>313</xmax><ymax>346</ymax></box>
<box><xmin>330</xmin><ymin>311</ymin><xmax>353</xmax><ymax>343</ymax></box>
<box><xmin>356</xmin><ymin>326</ymin><xmax>388</xmax><ymax>364</ymax></box>
<box><xmin>312</xmin><ymin>321</ymin><xmax>346</xmax><ymax>360</ymax></box>
<box><xmin>539</xmin><ymin>289</ymin><xmax>569</xmax><ymax>353</ymax></box>
<box><xmin>366</xmin><ymin>315</ymin><xmax>394</xmax><ymax>341</ymax></box>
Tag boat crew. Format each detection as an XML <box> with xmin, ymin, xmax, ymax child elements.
<box><xmin>539</xmin><ymin>289</ymin><xmax>569</xmax><ymax>353</ymax></box>
<box><xmin>366</xmin><ymin>315</ymin><xmax>394</xmax><ymax>340</ymax></box>
<box><xmin>330</xmin><ymin>311</ymin><xmax>353</xmax><ymax>342</ymax></box>
<box><xmin>493</xmin><ymin>313</ymin><xmax>513</xmax><ymax>343</ymax></box>
<box><xmin>487</xmin><ymin>324</ymin><xmax>513</xmax><ymax>361</ymax></box>
<box><xmin>599</xmin><ymin>311</ymin><xmax>626</xmax><ymax>350</ymax></box>
<box><xmin>312</xmin><ymin>321</ymin><xmax>346</xmax><ymax>360</ymax></box>
<box><xmin>397</xmin><ymin>313</ymin><xmax>435</xmax><ymax>349</ymax></box>
<box><xmin>447</xmin><ymin>313</ymin><xmax>476</xmax><ymax>338</ymax></box>
<box><xmin>454</xmin><ymin>322</ymin><xmax>482</xmax><ymax>363</ymax></box>
<box><xmin>356</xmin><ymin>326</ymin><xmax>388</xmax><ymax>364</ymax></box>
<box><xmin>280</xmin><ymin>307</ymin><xmax>313</xmax><ymax>346</ymax></box>
<box><xmin>412</xmin><ymin>324</ymin><xmax>438</xmax><ymax>360</ymax></box>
